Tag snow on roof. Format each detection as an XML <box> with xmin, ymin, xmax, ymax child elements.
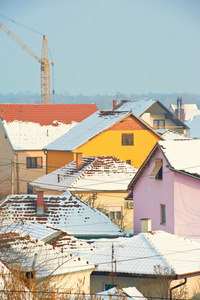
<box><xmin>0</xmin><ymin>192</ymin><xmax>124</xmax><ymax>238</ymax></box>
<box><xmin>0</xmin><ymin>103</ymin><xmax>98</xmax><ymax>125</ymax></box>
<box><xmin>76</xmin><ymin>231</ymin><xmax>200</xmax><ymax>277</ymax></box>
<box><xmin>44</xmin><ymin>111</ymin><xmax>130</xmax><ymax>151</ymax></box>
<box><xmin>0</xmin><ymin>221</ymin><xmax>60</xmax><ymax>241</ymax></box>
<box><xmin>2</xmin><ymin>120</ymin><xmax>77</xmax><ymax>150</ymax></box>
<box><xmin>158</xmin><ymin>129</ymin><xmax>191</xmax><ymax>141</ymax></box>
<box><xmin>0</xmin><ymin>232</ymin><xmax>94</xmax><ymax>279</ymax></box>
<box><xmin>115</xmin><ymin>99</ymin><xmax>156</xmax><ymax>116</ymax></box>
<box><xmin>96</xmin><ymin>287</ymin><xmax>147</xmax><ymax>300</ymax></box>
<box><xmin>169</xmin><ymin>103</ymin><xmax>200</xmax><ymax>121</ymax></box>
<box><xmin>30</xmin><ymin>156</ymin><xmax>138</xmax><ymax>192</ymax></box>
<box><xmin>158</xmin><ymin>140</ymin><xmax>200</xmax><ymax>176</ymax></box>
<box><xmin>186</xmin><ymin>115</ymin><xmax>200</xmax><ymax>139</ymax></box>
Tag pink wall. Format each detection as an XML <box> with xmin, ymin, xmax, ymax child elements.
<box><xmin>133</xmin><ymin>149</ymin><xmax>175</xmax><ymax>235</ymax></box>
<box><xmin>174</xmin><ymin>172</ymin><xmax>200</xmax><ymax>239</ymax></box>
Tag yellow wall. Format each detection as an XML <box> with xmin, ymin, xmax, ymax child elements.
<box><xmin>47</xmin><ymin>151</ymin><xmax>75</xmax><ymax>173</ymax></box>
<box><xmin>46</xmin><ymin>115</ymin><xmax>161</xmax><ymax>173</ymax></box>
<box><xmin>75</xmin><ymin>191</ymin><xmax>133</xmax><ymax>232</ymax></box>
<box><xmin>78</xmin><ymin>129</ymin><xmax>159</xmax><ymax>168</ymax></box>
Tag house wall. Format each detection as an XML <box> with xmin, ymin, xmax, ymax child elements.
<box><xmin>133</xmin><ymin>150</ymin><xmax>175</xmax><ymax>235</ymax></box>
<box><xmin>91</xmin><ymin>274</ymin><xmax>200</xmax><ymax>299</ymax></box>
<box><xmin>174</xmin><ymin>172</ymin><xmax>200</xmax><ymax>239</ymax></box>
<box><xmin>47</xmin><ymin>151</ymin><xmax>75</xmax><ymax>173</ymax></box>
<box><xmin>0</xmin><ymin>122</ymin><xmax>16</xmax><ymax>197</ymax></box>
<box><xmin>46</xmin><ymin>115</ymin><xmax>161</xmax><ymax>173</ymax></box>
<box><xmin>17</xmin><ymin>150</ymin><xmax>46</xmax><ymax>194</ymax></box>
<box><xmin>74</xmin><ymin>191</ymin><xmax>133</xmax><ymax>232</ymax></box>
<box><xmin>46</xmin><ymin>270</ymin><xmax>92</xmax><ymax>295</ymax></box>
<box><xmin>77</xmin><ymin>116</ymin><xmax>160</xmax><ymax>169</ymax></box>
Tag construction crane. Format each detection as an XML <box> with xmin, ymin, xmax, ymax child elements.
<box><xmin>0</xmin><ymin>23</ymin><xmax>54</xmax><ymax>104</ymax></box>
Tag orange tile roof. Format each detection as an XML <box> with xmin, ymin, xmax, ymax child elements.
<box><xmin>0</xmin><ymin>103</ymin><xmax>98</xmax><ymax>125</ymax></box>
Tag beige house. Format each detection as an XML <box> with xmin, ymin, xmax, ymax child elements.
<box><xmin>75</xmin><ymin>229</ymin><xmax>200</xmax><ymax>299</ymax></box>
<box><xmin>114</xmin><ymin>99</ymin><xmax>189</xmax><ymax>135</ymax></box>
<box><xmin>0</xmin><ymin>231</ymin><xmax>95</xmax><ymax>295</ymax></box>
<box><xmin>0</xmin><ymin>103</ymin><xmax>97</xmax><ymax>196</ymax></box>
<box><xmin>30</xmin><ymin>155</ymin><xmax>138</xmax><ymax>232</ymax></box>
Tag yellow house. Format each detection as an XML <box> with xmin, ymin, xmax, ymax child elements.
<box><xmin>30</xmin><ymin>155</ymin><xmax>138</xmax><ymax>232</ymax></box>
<box><xmin>44</xmin><ymin>110</ymin><xmax>164</xmax><ymax>173</ymax></box>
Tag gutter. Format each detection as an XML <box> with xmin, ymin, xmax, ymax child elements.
<box><xmin>168</xmin><ymin>167</ymin><xmax>200</xmax><ymax>181</ymax></box>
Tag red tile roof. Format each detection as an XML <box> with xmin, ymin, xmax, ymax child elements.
<box><xmin>0</xmin><ymin>103</ymin><xmax>98</xmax><ymax>125</ymax></box>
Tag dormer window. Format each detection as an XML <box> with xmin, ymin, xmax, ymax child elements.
<box><xmin>150</xmin><ymin>159</ymin><xmax>163</xmax><ymax>180</ymax></box>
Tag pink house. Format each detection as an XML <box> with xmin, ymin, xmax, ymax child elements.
<box><xmin>128</xmin><ymin>140</ymin><xmax>200</xmax><ymax>239</ymax></box>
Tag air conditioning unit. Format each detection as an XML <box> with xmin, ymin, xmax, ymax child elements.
<box><xmin>125</xmin><ymin>201</ymin><xmax>133</xmax><ymax>209</ymax></box>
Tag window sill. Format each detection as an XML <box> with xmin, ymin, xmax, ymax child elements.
<box><xmin>160</xmin><ymin>222</ymin><xmax>166</xmax><ymax>225</ymax></box>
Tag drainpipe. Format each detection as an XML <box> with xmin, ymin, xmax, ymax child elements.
<box><xmin>15</xmin><ymin>153</ymin><xmax>20</xmax><ymax>194</ymax></box>
<box><xmin>44</xmin><ymin>150</ymin><xmax>47</xmax><ymax>174</ymax></box>
<box><xmin>170</xmin><ymin>278</ymin><xmax>187</xmax><ymax>300</ymax></box>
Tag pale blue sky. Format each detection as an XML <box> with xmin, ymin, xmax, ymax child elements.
<box><xmin>0</xmin><ymin>0</ymin><xmax>200</xmax><ymax>96</ymax></box>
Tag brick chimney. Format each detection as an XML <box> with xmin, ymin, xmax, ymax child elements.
<box><xmin>175</xmin><ymin>97</ymin><xmax>185</xmax><ymax>122</ymax></box>
<box><xmin>76</xmin><ymin>153</ymin><xmax>82</xmax><ymax>170</ymax></box>
<box><xmin>141</xmin><ymin>218</ymin><xmax>152</xmax><ymax>233</ymax></box>
<box><xmin>113</xmin><ymin>100</ymin><xmax>117</xmax><ymax>110</ymax></box>
<box><xmin>36</xmin><ymin>191</ymin><xmax>44</xmax><ymax>215</ymax></box>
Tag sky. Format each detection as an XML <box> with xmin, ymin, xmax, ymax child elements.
<box><xmin>0</xmin><ymin>0</ymin><xmax>200</xmax><ymax>96</ymax></box>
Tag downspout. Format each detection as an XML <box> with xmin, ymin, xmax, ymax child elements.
<box><xmin>15</xmin><ymin>153</ymin><xmax>20</xmax><ymax>194</ymax></box>
<box><xmin>44</xmin><ymin>150</ymin><xmax>47</xmax><ymax>174</ymax></box>
<box><xmin>170</xmin><ymin>278</ymin><xmax>187</xmax><ymax>300</ymax></box>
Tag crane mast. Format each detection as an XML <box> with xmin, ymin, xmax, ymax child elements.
<box><xmin>0</xmin><ymin>23</ymin><xmax>52</xmax><ymax>104</ymax></box>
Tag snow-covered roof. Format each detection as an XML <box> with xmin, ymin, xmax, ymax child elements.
<box><xmin>44</xmin><ymin>111</ymin><xmax>133</xmax><ymax>151</ymax></box>
<box><xmin>96</xmin><ymin>287</ymin><xmax>147</xmax><ymax>300</ymax></box>
<box><xmin>2</xmin><ymin>120</ymin><xmax>77</xmax><ymax>150</ymax></box>
<box><xmin>158</xmin><ymin>140</ymin><xmax>200</xmax><ymax>176</ymax></box>
<box><xmin>115</xmin><ymin>99</ymin><xmax>156</xmax><ymax>116</ymax></box>
<box><xmin>169</xmin><ymin>103</ymin><xmax>200</xmax><ymax>121</ymax></box>
<box><xmin>158</xmin><ymin>129</ymin><xmax>191</xmax><ymax>141</ymax></box>
<box><xmin>0</xmin><ymin>221</ymin><xmax>60</xmax><ymax>241</ymax></box>
<box><xmin>76</xmin><ymin>231</ymin><xmax>200</xmax><ymax>277</ymax></box>
<box><xmin>30</xmin><ymin>156</ymin><xmax>138</xmax><ymax>192</ymax></box>
<box><xmin>0</xmin><ymin>192</ymin><xmax>124</xmax><ymax>238</ymax></box>
<box><xmin>186</xmin><ymin>115</ymin><xmax>200</xmax><ymax>139</ymax></box>
<box><xmin>0</xmin><ymin>232</ymin><xmax>95</xmax><ymax>279</ymax></box>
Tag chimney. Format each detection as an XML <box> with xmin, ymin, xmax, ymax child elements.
<box><xmin>175</xmin><ymin>97</ymin><xmax>185</xmax><ymax>122</ymax></box>
<box><xmin>141</xmin><ymin>218</ymin><xmax>152</xmax><ymax>233</ymax></box>
<box><xmin>113</xmin><ymin>99</ymin><xmax>117</xmax><ymax>110</ymax></box>
<box><xmin>36</xmin><ymin>191</ymin><xmax>44</xmax><ymax>215</ymax></box>
<box><xmin>20</xmin><ymin>270</ymin><xmax>36</xmax><ymax>293</ymax></box>
<box><xmin>76</xmin><ymin>153</ymin><xmax>82</xmax><ymax>170</ymax></box>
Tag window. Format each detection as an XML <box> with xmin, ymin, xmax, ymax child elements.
<box><xmin>103</xmin><ymin>283</ymin><xmax>116</xmax><ymax>291</ymax></box>
<box><xmin>150</xmin><ymin>159</ymin><xmax>163</xmax><ymax>180</ymax></box>
<box><xmin>104</xmin><ymin>205</ymin><xmax>122</xmax><ymax>222</ymax></box>
<box><xmin>126</xmin><ymin>160</ymin><xmax>131</xmax><ymax>164</ymax></box>
<box><xmin>153</xmin><ymin>120</ymin><xmax>165</xmax><ymax>129</ymax></box>
<box><xmin>122</xmin><ymin>133</ymin><xmax>133</xmax><ymax>146</ymax></box>
<box><xmin>26</xmin><ymin>157</ymin><xmax>43</xmax><ymax>169</ymax></box>
<box><xmin>161</xmin><ymin>204</ymin><xmax>166</xmax><ymax>224</ymax></box>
